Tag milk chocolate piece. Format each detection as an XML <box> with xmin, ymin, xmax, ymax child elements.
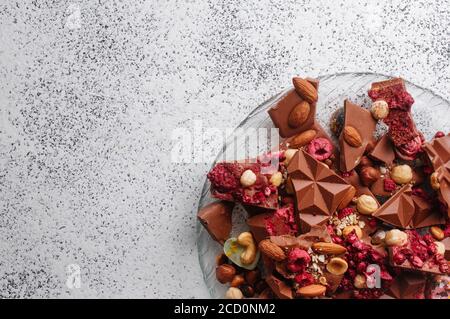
<box><xmin>426</xmin><ymin>275</ymin><xmax>450</xmax><ymax>299</ymax></box>
<box><xmin>339</xmin><ymin>100</ymin><xmax>377</xmax><ymax>172</ymax></box>
<box><xmin>197</xmin><ymin>201</ymin><xmax>234</xmax><ymax>244</ymax></box>
<box><xmin>368</xmin><ymin>78</ymin><xmax>420</xmax><ymax>148</ymax></box>
<box><xmin>265</xmin><ymin>275</ymin><xmax>293</xmax><ymax>299</ymax></box>
<box><xmin>298</xmin><ymin>214</ymin><xmax>330</xmax><ymax>233</ymax></box>
<box><xmin>386</xmin><ymin>272</ymin><xmax>427</xmax><ymax>299</ymax></box>
<box><xmin>442</xmin><ymin>237</ymin><xmax>450</xmax><ymax>260</ymax></box>
<box><xmin>246</xmin><ymin>212</ymin><xmax>273</xmax><ymax>243</ymax></box>
<box><xmin>370</xmin><ymin>173</ymin><xmax>394</xmax><ymax>200</ymax></box>
<box><xmin>423</xmin><ymin>134</ymin><xmax>450</xmax><ymax>218</ymax></box>
<box><xmin>411</xmin><ymin>195</ymin><xmax>445</xmax><ymax>228</ymax></box>
<box><xmin>288</xmin><ymin>150</ymin><xmax>352</xmax><ymax>220</ymax></box>
<box><xmin>343</xmin><ymin>171</ymin><xmax>376</xmax><ymax>197</ymax></box>
<box><xmin>369</xmin><ymin>133</ymin><xmax>395</xmax><ymax>165</ymax></box>
<box><xmin>372</xmin><ymin>184</ymin><xmax>415</xmax><ymax>228</ymax></box>
<box><xmin>208</xmin><ymin>161</ymin><xmax>279</xmax><ymax>209</ymax></box>
<box><xmin>268</xmin><ymin>79</ymin><xmax>319</xmax><ymax>138</ymax></box>
<box><xmin>388</xmin><ymin>232</ymin><xmax>447</xmax><ymax>275</ymax></box>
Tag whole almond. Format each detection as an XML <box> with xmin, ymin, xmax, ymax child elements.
<box><xmin>297</xmin><ymin>284</ymin><xmax>326</xmax><ymax>297</ymax></box>
<box><xmin>258</xmin><ymin>239</ymin><xmax>286</xmax><ymax>261</ymax></box>
<box><xmin>343</xmin><ymin>126</ymin><xmax>362</xmax><ymax>147</ymax></box>
<box><xmin>292</xmin><ymin>77</ymin><xmax>318</xmax><ymax>103</ymax></box>
<box><xmin>337</xmin><ymin>185</ymin><xmax>356</xmax><ymax>210</ymax></box>
<box><xmin>290</xmin><ymin>129</ymin><xmax>317</xmax><ymax>148</ymax></box>
<box><xmin>288</xmin><ymin>101</ymin><xmax>310</xmax><ymax>128</ymax></box>
<box><xmin>311</xmin><ymin>242</ymin><xmax>347</xmax><ymax>255</ymax></box>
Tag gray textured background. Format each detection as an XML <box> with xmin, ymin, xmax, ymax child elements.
<box><xmin>0</xmin><ymin>0</ymin><xmax>449</xmax><ymax>298</ymax></box>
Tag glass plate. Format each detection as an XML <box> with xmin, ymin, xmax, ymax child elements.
<box><xmin>196</xmin><ymin>72</ymin><xmax>450</xmax><ymax>299</ymax></box>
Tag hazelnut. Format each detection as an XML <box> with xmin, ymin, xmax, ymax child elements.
<box><xmin>240</xmin><ymin>284</ymin><xmax>255</xmax><ymax>298</ymax></box>
<box><xmin>342</xmin><ymin>225</ymin><xmax>363</xmax><ymax>239</ymax></box>
<box><xmin>230</xmin><ymin>274</ymin><xmax>245</xmax><ymax>287</ymax></box>
<box><xmin>244</xmin><ymin>269</ymin><xmax>260</xmax><ymax>286</ymax></box>
<box><xmin>430</xmin><ymin>172</ymin><xmax>440</xmax><ymax>190</ymax></box>
<box><xmin>430</xmin><ymin>226</ymin><xmax>445</xmax><ymax>241</ymax></box>
<box><xmin>435</xmin><ymin>241</ymin><xmax>445</xmax><ymax>255</ymax></box>
<box><xmin>225</xmin><ymin>287</ymin><xmax>244</xmax><ymax>299</ymax></box>
<box><xmin>370</xmin><ymin>100</ymin><xmax>389</xmax><ymax>120</ymax></box>
<box><xmin>284</xmin><ymin>149</ymin><xmax>298</xmax><ymax>166</ymax></box>
<box><xmin>358</xmin><ymin>156</ymin><xmax>373</xmax><ymax>169</ymax></box>
<box><xmin>360</xmin><ymin>166</ymin><xmax>380</xmax><ymax>187</ymax></box>
<box><xmin>391</xmin><ymin>165</ymin><xmax>413</xmax><ymax>184</ymax></box>
<box><xmin>384</xmin><ymin>229</ymin><xmax>408</xmax><ymax>247</ymax></box>
<box><xmin>356</xmin><ymin>195</ymin><xmax>378</xmax><ymax>215</ymax></box>
<box><xmin>270</xmin><ymin>171</ymin><xmax>283</xmax><ymax>187</ymax></box>
<box><xmin>216</xmin><ymin>264</ymin><xmax>236</xmax><ymax>284</ymax></box>
<box><xmin>240</xmin><ymin>169</ymin><xmax>257</xmax><ymax>187</ymax></box>
<box><xmin>371</xmin><ymin>230</ymin><xmax>386</xmax><ymax>245</ymax></box>
<box><xmin>354</xmin><ymin>274</ymin><xmax>367</xmax><ymax>289</ymax></box>
<box><xmin>326</xmin><ymin>257</ymin><xmax>348</xmax><ymax>275</ymax></box>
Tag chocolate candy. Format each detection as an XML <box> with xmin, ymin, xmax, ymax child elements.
<box><xmin>423</xmin><ymin>133</ymin><xmax>450</xmax><ymax>219</ymax></box>
<box><xmin>197</xmin><ymin>201</ymin><xmax>234</xmax><ymax>244</ymax></box>
<box><xmin>369</xmin><ymin>133</ymin><xmax>395</xmax><ymax>166</ymax></box>
<box><xmin>287</xmin><ymin>150</ymin><xmax>352</xmax><ymax>230</ymax></box>
<box><xmin>339</xmin><ymin>100</ymin><xmax>377</xmax><ymax>172</ymax></box>
<box><xmin>268</xmin><ymin>78</ymin><xmax>319</xmax><ymax>138</ymax></box>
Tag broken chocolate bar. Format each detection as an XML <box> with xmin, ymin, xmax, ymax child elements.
<box><xmin>197</xmin><ymin>201</ymin><xmax>234</xmax><ymax>244</ymax></box>
<box><xmin>339</xmin><ymin>100</ymin><xmax>377</xmax><ymax>172</ymax></box>
<box><xmin>268</xmin><ymin>78</ymin><xmax>319</xmax><ymax>138</ymax></box>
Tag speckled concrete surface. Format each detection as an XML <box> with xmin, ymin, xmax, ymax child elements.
<box><xmin>0</xmin><ymin>0</ymin><xmax>448</xmax><ymax>298</ymax></box>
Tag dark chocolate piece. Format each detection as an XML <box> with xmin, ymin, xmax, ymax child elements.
<box><xmin>197</xmin><ymin>201</ymin><xmax>234</xmax><ymax>244</ymax></box>
<box><xmin>339</xmin><ymin>100</ymin><xmax>377</xmax><ymax>172</ymax></box>
<box><xmin>369</xmin><ymin>133</ymin><xmax>395</xmax><ymax>166</ymax></box>
<box><xmin>268</xmin><ymin>79</ymin><xmax>319</xmax><ymax>138</ymax></box>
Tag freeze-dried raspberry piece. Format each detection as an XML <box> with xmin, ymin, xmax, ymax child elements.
<box><xmin>265</xmin><ymin>203</ymin><xmax>298</xmax><ymax>236</ymax></box>
<box><xmin>337</xmin><ymin>207</ymin><xmax>354</xmax><ymax>219</ymax></box>
<box><xmin>383</xmin><ymin>178</ymin><xmax>396</xmax><ymax>192</ymax></box>
<box><xmin>286</xmin><ymin>248</ymin><xmax>311</xmax><ymax>273</ymax></box>
<box><xmin>384</xmin><ymin>110</ymin><xmax>419</xmax><ymax>147</ymax></box>
<box><xmin>306</xmin><ymin>137</ymin><xmax>333</xmax><ymax>161</ymax></box>
<box><xmin>294</xmin><ymin>272</ymin><xmax>315</xmax><ymax>287</ymax></box>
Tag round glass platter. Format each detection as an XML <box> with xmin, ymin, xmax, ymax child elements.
<box><xmin>196</xmin><ymin>72</ymin><xmax>450</xmax><ymax>298</ymax></box>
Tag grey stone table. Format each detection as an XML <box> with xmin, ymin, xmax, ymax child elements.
<box><xmin>0</xmin><ymin>0</ymin><xmax>448</xmax><ymax>298</ymax></box>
